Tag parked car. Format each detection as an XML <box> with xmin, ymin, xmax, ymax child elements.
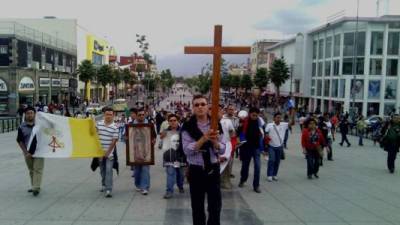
<box><xmin>85</xmin><ymin>103</ymin><xmax>103</xmax><ymax>115</ymax></box>
<box><xmin>364</xmin><ymin>115</ymin><xmax>382</xmax><ymax>126</ymax></box>
<box><xmin>112</xmin><ymin>98</ymin><xmax>128</xmax><ymax>112</ymax></box>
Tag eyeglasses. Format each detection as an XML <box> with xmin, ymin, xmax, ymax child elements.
<box><xmin>194</xmin><ymin>103</ymin><xmax>207</xmax><ymax>107</ymax></box>
<box><xmin>138</xmin><ymin>114</ymin><xmax>145</xmax><ymax>116</ymax></box>
<box><xmin>169</xmin><ymin>119</ymin><xmax>177</xmax><ymax>122</ymax></box>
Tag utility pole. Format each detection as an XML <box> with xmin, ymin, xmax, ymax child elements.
<box><xmin>351</xmin><ymin>0</ymin><xmax>360</xmax><ymax>119</ymax></box>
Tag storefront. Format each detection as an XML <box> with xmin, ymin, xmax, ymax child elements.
<box><xmin>0</xmin><ymin>78</ymin><xmax>8</xmax><ymax>115</ymax></box>
<box><xmin>18</xmin><ymin>76</ymin><xmax>35</xmax><ymax>106</ymax></box>
<box><xmin>51</xmin><ymin>78</ymin><xmax>61</xmax><ymax>103</ymax></box>
<box><xmin>39</xmin><ymin>77</ymin><xmax>50</xmax><ymax>105</ymax></box>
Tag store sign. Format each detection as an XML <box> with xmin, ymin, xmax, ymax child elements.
<box><xmin>39</xmin><ymin>78</ymin><xmax>50</xmax><ymax>87</ymax></box>
<box><xmin>19</xmin><ymin>77</ymin><xmax>35</xmax><ymax>91</ymax></box>
<box><xmin>52</xmin><ymin>78</ymin><xmax>61</xmax><ymax>87</ymax></box>
<box><xmin>0</xmin><ymin>79</ymin><xmax>7</xmax><ymax>92</ymax></box>
<box><xmin>61</xmin><ymin>79</ymin><xmax>69</xmax><ymax>88</ymax></box>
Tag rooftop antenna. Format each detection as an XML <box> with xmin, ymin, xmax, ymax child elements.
<box><xmin>326</xmin><ymin>10</ymin><xmax>346</xmax><ymax>23</ymax></box>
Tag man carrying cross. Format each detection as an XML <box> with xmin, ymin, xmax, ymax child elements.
<box><xmin>184</xmin><ymin>25</ymin><xmax>250</xmax><ymax>225</ymax></box>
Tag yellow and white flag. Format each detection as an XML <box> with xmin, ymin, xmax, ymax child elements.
<box><xmin>28</xmin><ymin>112</ymin><xmax>104</xmax><ymax>158</ymax></box>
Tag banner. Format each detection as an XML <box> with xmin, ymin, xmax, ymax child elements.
<box><xmin>28</xmin><ymin>112</ymin><xmax>104</xmax><ymax>158</ymax></box>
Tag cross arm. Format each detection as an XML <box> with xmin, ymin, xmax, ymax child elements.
<box><xmin>184</xmin><ymin>46</ymin><xmax>214</xmax><ymax>54</ymax></box>
<box><xmin>221</xmin><ymin>47</ymin><xmax>251</xmax><ymax>54</ymax></box>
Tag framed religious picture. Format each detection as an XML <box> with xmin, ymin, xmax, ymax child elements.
<box><xmin>126</xmin><ymin>123</ymin><xmax>155</xmax><ymax>166</ymax></box>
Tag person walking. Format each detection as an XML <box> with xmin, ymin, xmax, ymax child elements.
<box><xmin>238</xmin><ymin>107</ymin><xmax>264</xmax><ymax>193</ymax></box>
<box><xmin>181</xmin><ymin>95</ymin><xmax>226</xmax><ymax>225</ymax></box>
<box><xmin>339</xmin><ymin>116</ymin><xmax>351</xmax><ymax>147</ymax></box>
<box><xmin>96</xmin><ymin>107</ymin><xmax>119</xmax><ymax>198</ymax></box>
<box><xmin>381</xmin><ymin>114</ymin><xmax>400</xmax><ymax>173</ymax></box>
<box><xmin>356</xmin><ymin>115</ymin><xmax>367</xmax><ymax>146</ymax></box>
<box><xmin>16</xmin><ymin>106</ymin><xmax>43</xmax><ymax>196</ymax></box>
<box><xmin>301</xmin><ymin>118</ymin><xmax>325</xmax><ymax>179</ymax></box>
<box><xmin>265</xmin><ymin>112</ymin><xmax>288</xmax><ymax>182</ymax></box>
<box><xmin>323</xmin><ymin>113</ymin><xmax>334</xmax><ymax>161</ymax></box>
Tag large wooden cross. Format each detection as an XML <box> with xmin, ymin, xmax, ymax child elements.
<box><xmin>184</xmin><ymin>25</ymin><xmax>251</xmax><ymax>130</ymax></box>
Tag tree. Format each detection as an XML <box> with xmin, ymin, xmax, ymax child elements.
<box><xmin>96</xmin><ymin>65</ymin><xmax>113</xmax><ymax>102</ymax></box>
<box><xmin>220</xmin><ymin>74</ymin><xmax>231</xmax><ymax>90</ymax></box>
<box><xmin>112</xmin><ymin>69</ymin><xmax>122</xmax><ymax>99</ymax></box>
<box><xmin>230</xmin><ymin>75</ymin><xmax>241</xmax><ymax>97</ymax></box>
<box><xmin>77</xmin><ymin>60</ymin><xmax>95</xmax><ymax>101</ymax></box>
<box><xmin>198</xmin><ymin>74</ymin><xmax>211</xmax><ymax>95</ymax></box>
<box><xmin>240</xmin><ymin>74</ymin><xmax>253</xmax><ymax>95</ymax></box>
<box><xmin>142</xmin><ymin>73</ymin><xmax>155</xmax><ymax>94</ymax></box>
<box><xmin>253</xmin><ymin>68</ymin><xmax>269</xmax><ymax>89</ymax></box>
<box><xmin>122</xmin><ymin>68</ymin><xmax>132</xmax><ymax>98</ymax></box>
<box><xmin>268</xmin><ymin>58</ymin><xmax>290</xmax><ymax>109</ymax></box>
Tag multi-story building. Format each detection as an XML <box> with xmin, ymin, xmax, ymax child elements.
<box><xmin>0</xmin><ymin>18</ymin><xmax>77</xmax><ymax>116</ymax></box>
<box><xmin>250</xmin><ymin>39</ymin><xmax>281</xmax><ymax>75</ymax></box>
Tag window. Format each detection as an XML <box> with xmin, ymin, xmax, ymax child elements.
<box><xmin>343</xmin><ymin>32</ymin><xmax>366</xmax><ymax>56</ymax></box>
<box><xmin>312</xmin><ymin>63</ymin><xmax>316</xmax><ymax>77</ymax></box>
<box><xmin>324</xmin><ymin>80</ymin><xmax>330</xmax><ymax>97</ymax></box>
<box><xmin>368</xmin><ymin>80</ymin><xmax>381</xmax><ymax>99</ymax></box>
<box><xmin>370</xmin><ymin>32</ymin><xmax>384</xmax><ymax>55</ymax></box>
<box><xmin>318</xmin><ymin>62</ymin><xmax>323</xmax><ymax>77</ymax></box>
<box><xmin>387</xmin><ymin>59</ymin><xmax>398</xmax><ymax>76</ymax></box>
<box><xmin>0</xmin><ymin>45</ymin><xmax>7</xmax><ymax>54</ymax></box>
<box><xmin>325</xmin><ymin>61</ymin><xmax>331</xmax><ymax>76</ymax></box>
<box><xmin>370</xmin><ymin>59</ymin><xmax>382</xmax><ymax>75</ymax></box>
<box><xmin>339</xmin><ymin>79</ymin><xmax>345</xmax><ymax>98</ymax></box>
<box><xmin>318</xmin><ymin>39</ymin><xmax>324</xmax><ymax>59</ymax></box>
<box><xmin>331</xmin><ymin>79</ymin><xmax>339</xmax><ymax>97</ymax></box>
<box><xmin>389</xmin><ymin>22</ymin><xmax>400</xmax><ymax>29</ymax></box>
<box><xmin>342</xmin><ymin>58</ymin><xmax>353</xmax><ymax>74</ymax></box>
<box><xmin>384</xmin><ymin>103</ymin><xmax>396</xmax><ymax>115</ymax></box>
<box><xmin>325</xmin><ymin>37</ymin><xmax>332</xmax><ymax>58</ymax></box>
<box><xmin>385</xmin><ymin>80</ymin><xmax>397</xmax><ymax>99</ymax></box>
<box><xmin>334</xmin><ymin>34</ymin><xmax>340</xmax><ymax>57</ymax></box>
<box><xmin>311</xmin><ymin>79</ymin><xmax>315</xmax><ymax>95</ymax></box>
<box><xmin>317</xmin><ymin>80</ymin><xmax>322</xmax><ymax>96</ymax></box>
<box><xmin>387</xmin><ymin>32</ymin><xmax>400</xmax><ymax>55</ymax></box>
<box><xmin>295</xmin><ymin>80</ymin><xmax>300</xmax><ymax>93</ymax></box>
<box><xmin>356</xmin><ymin>58</ymin><xmax>364</xmax><ymax>75</ymax></box>
<box><xmin>357</xmin><ymin>32</ymin><xmax>366</xmax><ymax>56</ymax></box>
<box><xmin>333</xmin><ymin>60</ymin><xmax>340</xmax><ymax>76</ymax></box>
<box><xmin>313</xmin><ymin>41</ymin><xmax>317</xmax><ymax>59</ymax></box>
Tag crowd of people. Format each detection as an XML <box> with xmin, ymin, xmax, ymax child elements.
<box><xmin>15</xmin><ymin>85</ymin><xmax>400</xmax><ymax>225</ymax></box>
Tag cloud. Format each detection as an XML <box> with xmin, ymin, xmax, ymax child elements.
<box><xmin>300</xmin><ymin>0</ymin><xmax>329</xmax><ymax>6</ymax></box>
<box><xmin>254</xmin><ymin>9</ymin><xmax>318</xmax><ymax>34</ymax></box>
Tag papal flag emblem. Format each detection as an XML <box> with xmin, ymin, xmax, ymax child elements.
<box><xmin>28</xmin><ymin>112</ymin><xmax>104</xmax><ymax>158</ymax></box>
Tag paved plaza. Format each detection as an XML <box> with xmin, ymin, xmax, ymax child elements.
<box><xmin>1</xmin><ymin>93</ymin><xmax>400</xmax><ymax>225</ymax></box>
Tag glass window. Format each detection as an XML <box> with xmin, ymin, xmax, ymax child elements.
<box><xmin>351</xmin><ymin>79</ymin><xmax>364</xmax><ymax>99</ymax></box>
<box><xmin>331</xmin><ymin>79</ymin><xmax>339</xmax><ymax>97</ymax></box>
<box><xmin>368</xmin><ymin>80</ymin><xmax>381</xmax><ymax>99</ymax></box>
<box><xmin>312</xmin><ymin>63</ymin><xmax>316</xmax><ymax>77</ymax></box>
<box><xmin>325</xmin><ymin>37</ymin><xmax>332</xmax><ymax>58</ymax></box>
<box><xmin>388</xmin><ymin>32</ymin><xmax>400</xmax><ymax>55</ymax></box>
<box><xmin>387</xmin><ymin>59</ymin><xmax>398</xmax><ymax>76</ymax></box>
<box><xmin>385</xmin><ymin>80</ymin><xmax>397</xmax><ymax>99</ymax></box>
<box><xmin>313</xmin><ymin>41</ymin><xmax>317</xmax><ymax>59</ymax></box>
<box><xmin>317</xmin><ymin>80</ymin><xmax>322</xmax><ymax>96</ymax></box>
<box><xmin>357</xmin><ymin>32</ymin><xmax>366</xmax><ymax>56</ymax></box>
<box><xmin>389</xmin><ymin>22</ymin><xmax>400</xmax><ymax>29</ymax></box>
<box><xmin>295</xmin><ymin>80</ymin><xmax>300</xmax><ymax>93</ymax></box>
<box><xmin>325</xmin><ymin>61</ymin><xmax>331</xmax><ymax>76</ymax></box>
<box><xmin>0</xmin><ymin>45</ymin><xmax>7</xmax><ymax>54</ymax></box>
<box><xmin>318</xmin><ymin>39</ymin><xmax>324</xmax><ymax>59</ymax></box>
<box><xmin>343</xmin><ymin>33</ymin><xmax>354</xmax><ymax>56</ymax></box>
<box><xmin>370</xmin><ymin>59</ymin><xmax>382</xmax><ymax>75</ymax></box>
<box><xmin>318</xmin><ymin>62</ymin><xmax>323</xmax><ymax>77</ymax></box>
<box><xmin>356</xmin><ymin>58</ymin><xmax>364</xmax><ymax>75</ymax></box>
<box><xmin>384</xmin><ymin>103</ymin><xmax>396</xmax><ymax>116</ymax></box>
<box><xmin>334</xmin><ymin>34</ymin><xmax>340</xmax><ymax>57</ymax></box>
<box><xmin>333</xmin><ymin>60</ymin><xmax>340</xmax><ymax>76</ymax></box>
<box><xmin>370</xmin><ymin>32</ymin><xmax>384</xmax><ymax>55</ymax></box>
<box><xmin>311</xmin><ymin>79</ymin><xmax>315</xmax><ymax>95</ymax></box>
<box><xmin>342</xmin><ymin>58</ymin><xmax>353</xmax><ymax>74</ymax></box>
<box><xmin>324</xmin><ymin>80</ymin><xmax>330</xmax><ymax>97</ymax></box>
<box><xmin>368</xmin><ymin>103</ymin><xmax>380</xmax><ymax>116</ymax></box>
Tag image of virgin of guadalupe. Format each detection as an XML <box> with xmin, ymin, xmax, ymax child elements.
<box><xmin>133</xmin><ymin>128</ymin><xmax>150</xmax><ymax>162</ymax></box>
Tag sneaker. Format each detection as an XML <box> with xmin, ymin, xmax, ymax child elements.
<box><xmin>272</xmin><ymin>176</ymin><xmax>278</xmax><ymax>181</ymax></box>
<box><xmin>163</xmin><ymin>192</ymin><xmax>173</xmax><ymax>199</ymax></box>
<box><xmin>238</xmin><ymin>182</ymin><xmax>244</xmax><ymax>188</ymax></box>
<box><xmin>32</xmin><ymin>190</ymin><xmax>40</xmax><ymax>197</ymax></box>
<box><xmin>141</xmin><ymin>190</ymin><xmax>148</xmax><ymax>195</ymax></box>
<box><xmin>105</xmin><ymin>190</ymin><xmax>112</xmax><ymax>198</ymax></box>
<box><xmin>267</xmin><ymin>176</ymin><xmax>273</xmax><ymax>182</ymax></box>
<box><xmin>135</xmin><ymin>187</ymin><xmax>142</xmax><ymax>192</ymax></box>
<box><xmin>100</xmin><ymin>186</ymin><xmax>106</xmax><ymax>192</ymax></box>
<box><xmin>179</xmin><ymin>188</ymin><xmax>185</xmax><ymax>194</ymax></box>
<box><xmin>254</xmin><ymin>187</ymin><xmax>261</xmax><ymax>193</ymax></box>
<box><xmin>313</xmin><ymin>174</ymin><xmax>319</xmax><ymax>179</ymax></box>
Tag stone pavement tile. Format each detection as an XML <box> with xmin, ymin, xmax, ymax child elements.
<box><xmin>119</xmin><ymin>222</ymin><xmax>164</xmax><ymax>225</ymax></box>
<box><xmin>348</xmin><ymin>222</ymin><xmax>395</xmax><ymax>225</ymax></box>
<box><xmin>277</xmin><ymin>199</ymin><xmax>342</xmax><ymax>223</ymax></box>
<box><xmin>25</xmin><ymin>221</ymin><xmax>73</xmax><ymax>225</ymax></box>
<box><xmin>304</xmin><ymin>223</ymin><xmax>349</xmax><ymax>225</ymax></box>
<box><xmin>33</xmin><ymin>198</ymin><xmax>96</xmax><ymax>221</ymax></box>
<box><xmin>0</xmin><ymin>220</ymin><xmax>27</xmax><ymax>225</ymax></box>
<box><xmin>121</xmin><ymin>195</ymin><xmax>166</xmax><ymax>221</ymax></box>
<box><xmin>0</xmin><ymin>197</ymin><xmax>56</xmax><ymax>220</ymax></box>
<box><xmin>352</xmin><ymin>198</ymin><xmax>400</xmax><ymax>223</ymax></box>
<box><xmin>262</xmin><ymin>223</ymin><xmax>306</xmax><ymax>225</ymax></box>
<box><xmin>73</xmin><ymin>221</ymin><xmax>119</xmax><ymax>225</ymax></box>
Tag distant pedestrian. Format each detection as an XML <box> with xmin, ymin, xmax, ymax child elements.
<box><xmin>380</xmin><ymin>114</ymin><xmax>400</xmax><ymax>173</ymax></box>
<box><xmin>339</xmin><ymin>116</ymin><xmax>351</xmax><ymax>147</ymax></box>
<box><xmin>301</xmin><ymin>118</ymin><xmax>325</xmax><ymax>179</ymax></box>
<box><xmin>356</xmin><ymin>115</ymin><xmax>367</xmax><ymax>146</ymax></box>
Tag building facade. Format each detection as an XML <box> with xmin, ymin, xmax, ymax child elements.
<box><xmin>0</xmin><ymin>19</ymin><xmax>77</xmax><ymax>116</ymax></box>
<box><xmin>250</xmin><ymin>40</ymin><xmax>281</xmax><ymax>75</ymax></box>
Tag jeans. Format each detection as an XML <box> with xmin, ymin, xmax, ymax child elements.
<box><xmin>240</xmin><ymin>149</ymin><xmax>261</xmax><ymax>189</ymax></box>
<box><xmin>306</xmin><ymin>150</ymin><xmax>320</xmax><ymax>176</ymax></box>
<box><xmin>283</xmin><ymin>129</ymin><xmax>289</xmax><ymax>148</ymax></box>
<box><xmin>134</xmin><ymin>165</ymin><xmax>150</xmax><ymax>190</ymax></box>
<box><xmin>100</xmin><ymin>158</ymin><xmax>113</xmax><ymax>192</ymax></box>
<box><xmin>358</xmin><ymin>130</ymin><xmax>364</xmax><ymax>145</ymax></box>
<box><xmin>340</xmin><ymin>132</ymin><xmax>350</xmax><ymax>146</ymax></box>
<box><xmin>165</xmin><ymin>166</ymin><xmax>184</xmax><ymax>194</ymax></box>
<box><xmin>24</xmin><ymin>156</ymin><xmax>44</xmax><ymax>191</ymax></box>
<box><xmin>119</xmin><ymin>127</ymin><xmax>125</xmax><ymax>141</ymax></box>
<box><xmin>267</xmin><ymin>146</ymin><xmax>283</xmax><ymax>177</ymax></box>
<box><xmin>189</xmin><ymin>164</ymin><xmax>221</xmax><ymax>225</ymax></box>
<box><xmin>326</xmin><ymin>138</ymin><xmax>333</xmax><ymax>160</ymax></box>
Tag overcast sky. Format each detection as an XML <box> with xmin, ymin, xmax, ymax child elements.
<box><xmin>1</xmin><ymin>0</ymin><xmax>400</xmax><ymax>76</ymax></box>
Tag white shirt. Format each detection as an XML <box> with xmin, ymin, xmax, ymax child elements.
<box><xmin>325</xmin><ymin>121</ymin><xmax>332</xmax><ymax>138</ymax></box>
<box><xmin>220</xmin><ymin>117</ymin><xmax>235</xmax><ymax>142</ymax></box>
<box><xmin>265</xmin><ymin>122</ymin><xmax>289</xmax><ymax>147</ymax></box>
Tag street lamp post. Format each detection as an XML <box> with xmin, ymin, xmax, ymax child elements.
<box><xmin>351</xmin><ymin>0</ymin><xmax>360</xmax><ymax>119</ymax></box>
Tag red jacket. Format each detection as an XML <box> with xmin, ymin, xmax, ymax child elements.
<box><xmin>301</xmin><ymin>128</ymin><xmax>325</xmax><ymax>150</ymax></box>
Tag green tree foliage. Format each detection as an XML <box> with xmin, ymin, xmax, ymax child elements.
<box><xmin>112</xmin><ymin>69</ymin><xmax>122</xmax><ymax>98</ymax></box>
<box><xmin>96</xmin><ymin>65</ymin><xmax>113</xmax><ymax>101</ymax></box>
<box><xmin>77</xmin><ymin>60</ymin><xmax>95</xmax><ymax>100</ymax></box>
<box><xmin>268</xmin><ymin>58</ymin><xmax>290</xmax><ymax>101</ymax></box>
<box><xmin>240</xmin><ymin>74</ymin><xmax>253</xmax><ymax>94</ymax></box>
<box><xmin>198</xmin><ymin>74</ymin><xmax>211</xmax><ymax>94</ymax></box>
<box><xmin>220</xmin><ymin>74</ymin><xmax>231</xmax><ymax>90</ymax></box>
<box><xmin>253</xmin><ymin>68</ymin><xmax>269</xmax><ymax>89</ymax></box>
<box><xmin>142</xmin><ymin>73</ymin><xmax>156</xmax><ymax>93</ymax></box>
<box><xmin>122</xmin><ymin>68</ymin><xmax>133</xmax><ymax>98</ymax></box>
<box><xmin>160</xmin><ymin>69</ymin><xmax>175</xmax><ymax>91</ymax></box>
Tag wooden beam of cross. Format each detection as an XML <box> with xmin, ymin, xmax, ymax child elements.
<box><xmin>184</xmin><ymin>25</ymin><xmax>251</xmax><ymax>130</ymax></box>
